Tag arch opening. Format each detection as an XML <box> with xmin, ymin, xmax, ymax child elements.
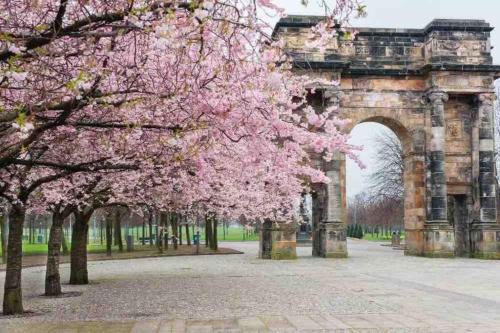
<box><xmin>346</xmin><ymin>121</ymin><xmax>408</xmax><ymax>246</ymax></box>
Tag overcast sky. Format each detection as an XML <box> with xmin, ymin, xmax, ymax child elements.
<box><xmin>273</xmin><ymin>0</ymin><xmax>500</xmax><ymax>198</ymax></box>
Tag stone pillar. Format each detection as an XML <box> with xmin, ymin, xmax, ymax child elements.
<box><xmin>477</xmin><ymin>93</ymin><xmax>497</xmax><ymax>223</ymax></box>
<box><xmin>470</xmin><ymin>93</ymin><xmax>500</xmax><ymax>259</ymax></box>
<box><xmin>424</xmin><ymin>91</ymin><xmax>454</xmax><ymax>257</ymax></box>
<box><xmin>316</xmin><ymin>153</ymin><xmax>348</xmax><ymax>258</ymax></box>
<box><xmin>428</xmin><ymin>91</ymin><xmax>449</xmax><ymax>222</ymax></box>
<box><xmin>259</xmin><ymin>220</ymin><xmax>297</xmax><ymax>260</ymax></box>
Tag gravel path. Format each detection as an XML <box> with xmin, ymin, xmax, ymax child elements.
<box><xmin>1</xmin><ymin>239</ymin><xmax>500</xmax><ymax>332</ymax></box>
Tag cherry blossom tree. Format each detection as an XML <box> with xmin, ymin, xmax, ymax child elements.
<box><xmin>0</xmin><ymin>0</ymin><xmax>365</xmax><ymax>315</ymax></box>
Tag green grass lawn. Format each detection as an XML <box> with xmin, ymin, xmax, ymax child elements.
<box><xmin>105</xmin><ymin>225</ymin><xmax>258</xmax><ymax>243</ymax></box>
<box><xmin>0</xmin><ymin>226</ymin><xmax>259</xmax><ymax>257</ymax></box>
<box><xmin>362</xmin><ymin>233</ymin><xmax>405</xmax><ymax>242</ymax></box>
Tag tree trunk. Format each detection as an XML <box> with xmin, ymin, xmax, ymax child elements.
<box><xmin>171</xmin><ymin>213</ymin><xmax>178</xmax><ymax>250</ymax></box>
<box><xmin>205</xmin><ymin>215</ymin><xmax>212</xmax><ymax>248</ymax></box>
<box><xmin>1</xmin><ymin>209</ymin><xmax>8</xmax><ymax>264</ymax></box>
<box><xmin>186</xmin><ymin>224</ymin><xmax>191</xmax><ymax>246</ymax></box>
<box><xmin>61</xmin><ymin>224</ymin><xmax>69</xmax><ymax>256</ymax></box>
<box><xmin>114</xmin><ymin>210</ymin><xmax>123</xmax><ymax>252</ymax></box>
<box><xmin>157</xmin><ymin>224</ymin><xmax>163</xmax><ymax>254</ymax></box>
<box><xmin>212</xmin><ymin>218</ymin><xmax>218</xmax><ymax>251</ymax></box>
<box><xmin>148</xmin><ymin>211</ymin><xmax>153</xmax><ymax>247</ymax></box>
<box><xmin>135</xmin><ymin>224</ymin><xmax>138</xmax><ymax>244</ymax></box>
<box><xmin>2</xmin><ymin>205</ymin><xmax>25</xmax><ymax>315</ymax></box>
<box><xmin>160</xmin><ymin>212</ymin><xmax>169</xmax><ymax>251</ymax></box>
<box><xmin>205</xmin><ymin>222</ymin><xmax>208</xmax><ymax>247</ymax></box>
<box><xmin>45</xmin><ymin>212</ymin><xmax>65</xmax><ymax>296</ymax></box>
<box><xmin>100</xmin><ymin>220</ymin><xmax>104</xmax><ymax>245</ymax></box>
<box><xmin>142</xmin><ymin>219</ymin><xmax>145</xmax><ymax>245</ymax></box>
<box><xmin>69</xmin><ymin>210</ymin><xmax>91</xmax><ymax>285</ymax></box>
<box><xmin>178</xmin><ymin>223</ymin><xmax>183</xmax><ymax>245</ymax></box>
<box><xmin>105</xmin><ymin>214</ymin><xmax>113</xmax><ymax>256</ymax></box>
<box><xmin>28</xmin><ymin>216</ymin><xmax>32</xmax><ymax>244</ymax></box>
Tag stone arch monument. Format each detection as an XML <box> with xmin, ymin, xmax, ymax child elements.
<box><xmin>259</xmin><ymin>17</ymin><xmax>500</xmax><ymax>260</ymax></box>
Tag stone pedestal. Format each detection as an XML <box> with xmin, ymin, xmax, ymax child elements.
<box><xmin>470</xmin><ymin>224</ymin><xmax>500</xmax><ymax>259</ymax></box>
<box><xmin>317</xmin><ymin>222</ymin><xmax>347</xmax><ymax>258</ymax></box>
<box><xmin>259</xmin><ymin>221</ymin><xmax>297</xmax><ymax>260</ymax></box>
<box><xmin>422</xmin><ymin>224</ymin><xmax>455</xmax><ymax>258</ymax></box>
<box><xmin>391</xmin><ymin>232</ymin><xmax>401</xmax><ymax>247</ymax></box>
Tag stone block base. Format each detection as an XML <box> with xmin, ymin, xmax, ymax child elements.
<box><xmin>470</xmin><ymin>225</ymin><xmax>500</xmax><ymax>259</ymax></box>
<box><xmin>315</xmin><ymin>222</ymin><xmax>347</xmax><ymax>258</ymax></box>
<box><xmin>422</xmin><ymin>224</ymin><xmax>455</xmax><ymax>258</ymax></box>
<box><xmin>405</xmin><ymin>224</ymin><xmax>455</xmax><ymax>258</ymax></box>
<box><xmin>404</xmin><ymin>229</ymin><xmax>424</xmax><ymax>256</ymax></box>
<box><xmin>259</xmin><ymin>222</ymin><xmax>297</xmax><ymax>260</ymax></box>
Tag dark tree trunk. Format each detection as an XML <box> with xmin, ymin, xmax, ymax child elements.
<box><xmin>212</xmin><ymin>218</ymin><xmax>218</xmax><ymax>251</ymax></box>
<box><xmin>2</xmin><ymin>205</ymin><xmax>25</xmax><ymax>315</ymax></box>
<box><xmin>205</xmin><ymin>215</ymin><xmax>212</xmax><ymax>248</ymax></box>
<box><xmin>45</xmin><ymin>210</ymin><xmax>67</xmax><ymax>296</ymax></box>
<box><xmin>148</xmin><ymin>211</ymin><xmax>153</xmax><ymax>247</ymax></box>
<box><xmin>1</xmin><ymin>211</ymin><xmax>7</xmax><ymax>264</ymax></box>
<box><xmin>142</xmin><ymin>219</ymin><xmax>145</xmax><ymax>245</ymax></box>
<box><xmin>105</xmin><ymin>214</ymin><xmax>113</xmax><ymax>256</ymax></box>
<box><xmin>172</xmin><ymin>213</ymin><xmax>178</xmax><ymax>250</ymax></box>
<box><xmin>114</xmin><ymin>210</ymin><xmax>123</xmax><ymax>252</ymax></box>
<box><xmin>178</xmin><ymin>222</ymin><xmax>183</xmax><ymax>245</ymax></box>
<box><xmin>157</xmin><ymin>223</ymin><xmax>163</xmax><ymax>254</ymax></box>
<box><xmin>204</xmin><ymin>221</ymin><xmax>208</xmax><ymax>247</ymax></box>
<box><xmin>160</xmin><ymin>212</ymin><xmax>169</xmax><ymax>251</ymax></box>
<box><xmin>186</xmin><ymin>224</ymin><xmax>191</xmax><ymax>246</ymax></box>
<box><xmin>100</xmin><ymin>220</ymin><xmax>104</xmax><ymax>245</ymax></box>
<box><xmin>69</xmin><ymin>210</ymin><xmax>92</xmax><ymax>285</ymax></box>
<box><xmin>61</xmin><ymin>223</ymin><xmax>69</xmax><ymax>256</ymax></box>
<box><xmin>28</xmin><ymin>216</ymin><xmax>32</xmax><ymax>244</ymax></box>
<box><xmin>135</xmin><ymin>224</ymin><xmax>138</xmax><ymax>244</ymax></box>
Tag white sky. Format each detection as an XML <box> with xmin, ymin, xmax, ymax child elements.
<box><xmin>273</xmin><ymin>0</ymin><xmax>500</xmax><ymax>198</ymax></box>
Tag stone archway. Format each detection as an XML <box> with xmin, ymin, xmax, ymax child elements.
<box><xmin>260</xmin><ymin>17</ymin><xmax>500</xmax><ymax>260</ymax></box>
<box><xmin>310</xmin><ymin>114</ymin><xmax>426</xmax><ymax>259</ymax></box>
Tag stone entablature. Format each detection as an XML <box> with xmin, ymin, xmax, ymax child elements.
<box><xmin>273</xmin><ymin>17</ymin><xmax>495</xmax><ymax>74</ymax></box>
<box><xmin>259</xmin><ymin>18</ymin><xmax>500</xmax><ymax>260</ymax></box>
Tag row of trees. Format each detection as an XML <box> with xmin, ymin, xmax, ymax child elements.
<box><xmin>0</xmin><ymin>0</ymin><xmax>365</xmax><ymax>314</ymax></box>
<box><xmin>346</xmin><ymin>224</ymin><xmax>363</xmax><ymax>239</ymax></box>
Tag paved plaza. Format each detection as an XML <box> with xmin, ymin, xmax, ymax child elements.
<box><xmin>1</xmin><ymin>239</ymin><xmax>500</xmax><ymax>332</ymax></box>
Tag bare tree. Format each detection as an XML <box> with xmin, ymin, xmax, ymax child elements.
<box><xmin>367</xmin><ymin>131</ymin><xmax>404</xmax><ymax>201</ymax></box>
<box><xmin>347</xmin><ymin>130</ymin><xmax>405</xmax><ymax>235</ymax></box>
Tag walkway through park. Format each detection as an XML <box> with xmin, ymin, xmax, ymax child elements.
<box><xmin>1</xmin><ymin>239</ymin><xmax>500</xmax><ymax>332</ymax></box>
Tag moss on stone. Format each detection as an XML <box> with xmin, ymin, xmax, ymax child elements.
<box><xmin>271</xmin><ymin>249</ymin><xmax>297</xmax><ymax>260</ymax></box>
<box><xmin>324</xmin><ymin>252</ymin><xmax>348</xmax><ymax>259</ymax></box>
<box><xmin>471</xmin><ymin>252</ymin><xmax>500</xmax><ymax>260</ymax></box>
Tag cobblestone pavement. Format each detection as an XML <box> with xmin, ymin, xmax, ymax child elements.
<box><xmin>1</xmin><ymin>239</ymin><xmax>500</xmax><ymax>332</ymax></box>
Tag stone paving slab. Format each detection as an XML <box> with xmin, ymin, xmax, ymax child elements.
<box><xmin>1</xmin><ymin>316</ymin><xmax>499</xmax><ymax>333</ymax></box>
